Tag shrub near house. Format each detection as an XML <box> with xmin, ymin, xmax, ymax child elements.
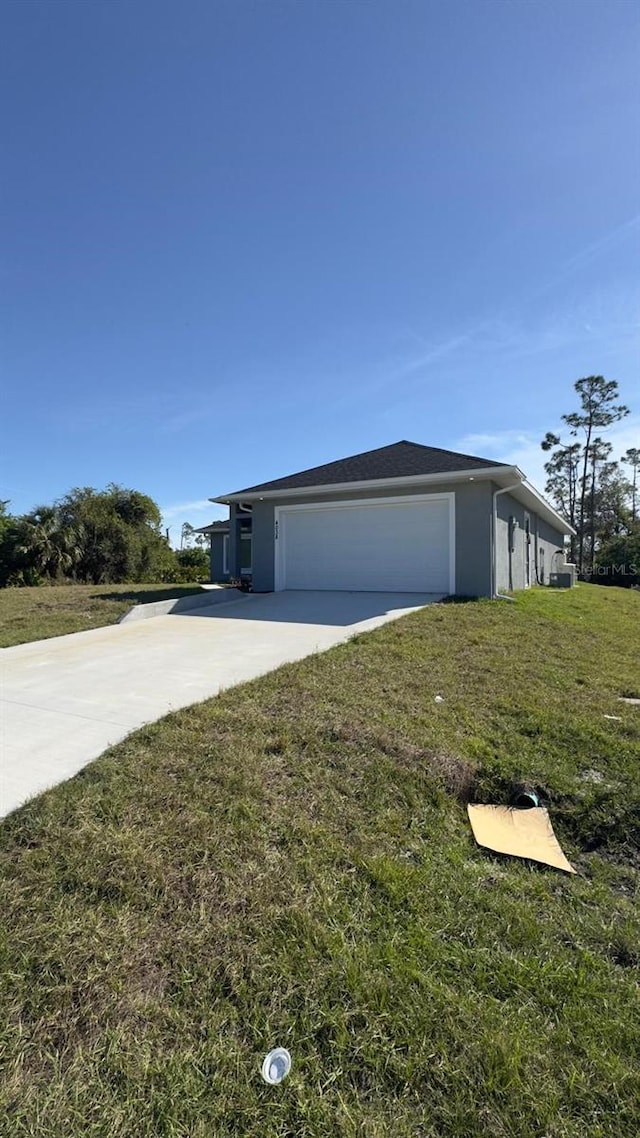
<box><xmin>592</xmin><ymin>532</ymin><xmax>640</xmax><ymax>587</ymax></box>
<box><xmin>174</xmin><ymin>546</ymin><xmax>210</xmax><ymax>582</ymax></box>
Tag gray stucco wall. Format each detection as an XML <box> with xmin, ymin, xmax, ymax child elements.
<box><xmin>494</xmin><ymin>491</ymin><xmax>566</xmax><ymax>593</ymax></box>
<box><xmin>494</xmin><ymin>492</ymin><xmax>523</xmax><ymax>593</ymax></box>
<box><xmin>456</xmin><ymin>481</ymin><xmax>493</xmax><ymax>596</ymax></box>
<box><xmin>228</xmin><ymin>508</ymin><xmax>253</xmax><ymax>579</ymax></box>
<box><xmin>209</xmin><ymin>532</ymin><xmax>229</xmax><ymax>582</ymax></box>
<box><xmin>228</xmin><ymin>509</ymin><xmax>239</xmax><ymax>579</ymax></box>
<box><xmin>247</xmin><ymin>479</ymin><xmax>494</xmax><ymax>596</ymax></box>
<box><xmin>536</xmin><ymin>515</ymin><xmax>569</xmax><ymax>585</ymax></box>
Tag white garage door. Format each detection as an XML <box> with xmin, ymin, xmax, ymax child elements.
<box><xmin>275</xmin><ymin>495</ymin><xmax>453</xmax><ymax>592</ymax></box>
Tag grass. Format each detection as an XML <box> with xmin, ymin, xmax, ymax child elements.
<box><xmin>0</xmin><ymin>583</ymin><xmax>206</xmax><ymax>647</ymax></box>
<box><xmin>1</xmin><ymin>584</ymin><xmax>639</xmax><ymax>1137</ymax></box>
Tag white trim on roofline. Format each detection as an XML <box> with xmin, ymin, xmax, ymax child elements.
<box><xmin>211</xmin><ymin>465</ymin><xmax>575</xmax><ymax>537</ymax></box>
<box><xmin>212</xmin><ymin>466</ymin><xmax>509</xmax><ymax>503</ymax></box>
<box><xmin>515</xmin><ymin>478</ymin><xmax>576</xmax><ymax>535</ymax></box>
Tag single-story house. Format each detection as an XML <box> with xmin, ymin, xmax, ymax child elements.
<box><xmin>208</xmin><ymin>440</ymin><xmax>575</xmax><ymax>597</ymax></box>
<box><xmin>193</xmin><ymin>520</ymin><xmax>230</xmax><ymax>582</ymax></box>
<box><xmin>194</xmin><ymin>517</ymin><xmax>253</xmax><ymax>584</ymax></box>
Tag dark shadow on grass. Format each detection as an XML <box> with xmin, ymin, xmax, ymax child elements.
<box><xmin>438</xmin><ymin>594</ymin><xmax>481</xmax><ymax>605</ymax></box>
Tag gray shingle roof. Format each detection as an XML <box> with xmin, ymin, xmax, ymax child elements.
<box><xmin>229</xmin><ymin>440</ymin><xmax>507</xmax><ymax>496</ymax></box>
<box><xmin>194</xmin><ymin>520</ymin><xmax>229</xmax><ymax>534</ymax></box>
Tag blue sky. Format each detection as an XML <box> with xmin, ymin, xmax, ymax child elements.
<box><xmin>2</xmin><ymin>0</ymin><xmax>639</xmax><ymax>539</ymax></box>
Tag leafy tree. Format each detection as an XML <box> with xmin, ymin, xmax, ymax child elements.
<box><xmin>586</xmin><ymin>437</ymin><xmax>613</xmax><ymax>570</ymax></box>
<box><xmin>0</xmin><ymin>485</ymin><xmax>177</xmax><ymax>587</ymax></box>
<box><xmin>175</xmin><ymin>546</ymin><xmax>209</xmax><ymax>580</ymax></box>
<box><xmin>541</xmin><ymin>433</ymin><xmax>581</xmax><ymax>561</ymax></box>
<box><xmin>180</xmin><ymin>522</ymin><xmax>207</xmax><ymax>551</ymax></box>
<box><xmin>622</xmin><ymin>447</ymin><xmax>640</xmax><ymax>525</ymax></box>
<box><xmin>14</xmin><ymin>505</ymin><xmax>84</xmax><ymax>580</ymax></box>
<box><xmin>54</xmin><ymin>485</ymin><xmax>170</xmax><ymax>584</ymax></box>
<box><xmin>0</xmin><ymin>502</ymin><xmax>24</xmax><ymax>586</ymax></box>
<box><xmin>180</xmin><ymin>522</ymin><xmax>195</xmax><ymax>549</ymax></box>
<box><xmin>561</xmin><ymin>376</ymin><xmax>628</xmax><ymax>572</ymax></box>
<box><xmin>541</xmin><ymin>377</ymin><xmax>629</xmax><ymax>573</ymax></box>
<box><xmin>592</xmin><ymin>462</ymin><xmax>631</xmax><ymax>547</ymax></box>
<box><xmin>595</xmin><ymin>530</ymin><xmax>640</xmax><ymax>587</ymax></box>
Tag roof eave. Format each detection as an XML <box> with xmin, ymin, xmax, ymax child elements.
<box><xmin>512</xmin><ymin>480</ymin><xmax>577</xmax><ymax>536</ymax></box>
<box><xmin>193</xmin><ymin>523</ymin><xmax>229</xmax><ymax>534</ymax></box>
<box><xmin>211</xmin><ymin>465</ymin><xmax>574</xmax><ymax>536</ymax></box>
<box><xmin>211</xmin><ymin>466</ymin><xmax>515</xmax><ymax>504</ymax></box>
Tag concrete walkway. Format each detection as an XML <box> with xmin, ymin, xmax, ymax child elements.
<box><xmin>1</xmin><ymin>591</ymin><xmax>438</xmax><ymax>819</ymax></box>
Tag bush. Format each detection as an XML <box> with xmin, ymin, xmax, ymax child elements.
<box><xmin>0</xmin><ymin>486</ymin><xmax>182</xmax><ymax>587</ymax></box>
<box><xmin>174</xmin><ymin>547</ymin><xmax>210</xmax><ymax>582</ymax></box>
<box><xmin>591</xmin><ymin>531</ymin><xmax>640</xmax><ymax>587</ymax></box>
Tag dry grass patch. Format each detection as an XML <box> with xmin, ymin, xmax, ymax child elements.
<box><xmin>0</xmin><ymin>582</ymin><xmax>205</xmax><ymax>646</ymax></box>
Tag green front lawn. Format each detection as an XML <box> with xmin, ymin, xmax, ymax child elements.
<box><xmin>1</xmin><ymin>585</ymin><xmax>639</xmax><ymax>1136</ymax></box>
<box><xmin>0</xmin><ymin>583</ymin><xmax>206</xmax><ymax>648</ymax></box>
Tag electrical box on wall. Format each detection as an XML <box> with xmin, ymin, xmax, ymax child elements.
<box><xmin>509</xmin><ymin>516</ymin><xmax>519</xmax><ymax>552</ymax></box>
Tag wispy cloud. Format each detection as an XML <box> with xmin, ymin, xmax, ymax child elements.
<box><xmin>159</xmin><ymin>409</ymin><xmax>208</xmax><ymax>435</ymax></box>
<box><xmin>372</xmin><ymin>215</ymin><xmax>640</xmax><ymax>398</ymax></box>
<box><xmin>394</xmin><ymin>330</ymin><xmax>476</xmax><ymax>379</ymax></box>
<box><xmin>522</xmin><ymin>214</ymin><xmax>640</xmax><ymax>306</ymax></box>
<box><xmin>332</xmin><ymin>323</ymin><xmax>483</xmax><ymax>410</ymax></box>
<box><xmin>160</xmin><ymin>497</ymin><xmax>230</xmax><ymax>542</ymax></box>
<box><xmin>160</xmin><ymin>498</ymin><xmax>214</xmax><ymax>522</ymax></box>
<box><xmin>323</xmin><ymin>206</ymin><xmax>640</xmax><ymax>424</ymax></box>
<box><xmin>475</xmin><ymin>300</ymin><xmax>640</xmax><ymax>362</ymax></box>
<box><xmin>457</xmin><ymin>415</ymin><xmax>640</xmax><ymax>494</ymax></box>
<box><xmin>561</xmin><ymin>214</ymin><xmax>640</xmax><ymax>276</ymax></box>
<box><xmin>398</xmin><ymin>286</ymin><xmax>640</xmax><ymax>388</ymax></box>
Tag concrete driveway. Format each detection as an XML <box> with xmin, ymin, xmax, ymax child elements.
<box><xmin>1</xmin><ymin>591</ymin><xmax>438</xmax><ymax>819</ymax></box>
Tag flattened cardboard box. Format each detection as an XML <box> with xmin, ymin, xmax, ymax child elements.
<box><xmin>468</xmin><ymin>805</ymin><xmax>576</xmax><ymax>874</ymax></box>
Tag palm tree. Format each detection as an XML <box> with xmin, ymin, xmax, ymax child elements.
<box><xmin>16</xmin><ymin>507</ymin><xmax>83</xmax><ymax>580</ymax></box>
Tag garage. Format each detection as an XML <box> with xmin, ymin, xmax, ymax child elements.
<box><xmin>274</xmin><ymin>493</ymin><xmax>454</xmax><ymax>592</ymax></box>
<box><xmin>213</xmin><ymin>440</ymin><xmax>574</xmax><ymax>596</ymax></box>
